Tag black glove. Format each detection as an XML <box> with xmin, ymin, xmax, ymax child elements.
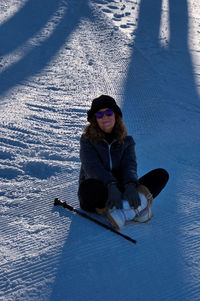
<box><xmin>106</xmin><ymin>183</ymin><xmax>122</xmax><ymax>209</ymax></box>
<box><xmin>123</xmin><ymin>183</ymin><xmax>141</xmax><ymax>209</ymax></box>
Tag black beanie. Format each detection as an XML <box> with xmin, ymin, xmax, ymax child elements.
<box><xmin>87</xmin><ymin>95</ymin><xmax>122</xmax><ymax>122</ymax></box>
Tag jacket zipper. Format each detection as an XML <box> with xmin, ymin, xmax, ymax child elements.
<box><xmin>108</xmin><ymin>144</ymin><xmax>112</xmax><ymax>171</ymax></box>
<box><xmin>104</xmin><ymin>139</ymin><xmax>116</xmax><ymax>171</ymax></box>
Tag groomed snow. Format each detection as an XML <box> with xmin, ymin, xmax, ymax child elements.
<box><xmin>0</xmin><ymin>0</ymin><xmax>200</xmax><ymax>300</ymax></box>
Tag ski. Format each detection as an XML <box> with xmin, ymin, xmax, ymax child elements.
<box><xmin>54</xmin><ymin>198</ymin><xmax>136</xmax><ymax>244</ymax></box>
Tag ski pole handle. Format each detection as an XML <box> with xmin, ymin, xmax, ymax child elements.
<box><xmin>54</xmin><ymin>198</ymin><xmax>74</xmax><ymax>211</ymax></box>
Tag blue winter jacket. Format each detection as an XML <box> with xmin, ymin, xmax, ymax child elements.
<box><xmin>79</xmin><ymin>135</ymin><xmax>138</xmax><ymax>187</ymax></box>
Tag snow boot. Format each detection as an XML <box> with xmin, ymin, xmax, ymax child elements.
<box><xmin>138</xmin><ymin>184</ymin><xmax>154</xmax><ymax>206</ymax></box>
<box><xmin>96</xmin><ymin>185</ymin><xmax>154</xmax><ymax>228</ymax></box>
<box><xmin>133</xmin><ymin>185</ymin><xmax>154</xmax><ymax>223</ymax></box>
<box><xmin>96</xmin><ymin>201</ymin><xmax>134</xmax><ymax>229</ymax></box>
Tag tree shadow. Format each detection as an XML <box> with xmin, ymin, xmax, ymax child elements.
<box><xmin>121</xmin><ymin>2</ymin><xmax>200</xmax><ymax>298</ymax></box>
<box><xmin>122</xmin><ymin>0</ymin><xmax>199</xmax><ymax>136</ymax></box>
<box><xmin>0</xmin><ymin>0</ymin><xmax>91</xmax><ymax>97</ymax></box>
<box><xmin>0</xmin><ymin>0</ymin><xmax>60</xmax><ymax>56</ymax></box>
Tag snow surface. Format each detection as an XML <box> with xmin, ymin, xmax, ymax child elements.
<box><xmin>0</xmin><ymin>0</ymin><xmax>200</xmax><ymax>300</ymax></box>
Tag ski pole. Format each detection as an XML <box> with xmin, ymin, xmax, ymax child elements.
<box><xmin>54</xmin><ymin>198</ymin><xmax>136</xmax><ymax>244</ymax></box>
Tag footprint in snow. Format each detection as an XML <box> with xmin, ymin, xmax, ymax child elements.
<box><xmin>0</xmin><ymin>168</ymin><xmax>22</xmax><ymax>180</ymax></box>
<box><xmin>23</xmin><ymin>161</ymin><xmax>60</xmax><ymax>179</ymax></box>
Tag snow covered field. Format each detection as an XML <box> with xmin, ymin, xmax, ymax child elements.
<box><xmin>0</xmin><ymin>0</ymin><xmax>200</xmax><ymax>300</ymax></box>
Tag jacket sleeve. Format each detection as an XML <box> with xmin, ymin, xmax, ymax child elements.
<box><xmin>120</xmin><ymin>136</ymin><xmax>139</xmax><ymax>185</ymax></box>
<box><xmin>80</xmin><ymin>135</ymin><xmax>116</xmax><ymax>185</ymax></box>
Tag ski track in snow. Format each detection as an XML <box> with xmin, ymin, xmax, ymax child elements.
<box><xmin>0</xmin><ymin>0</ymin><xmax>200</xmax><ymax>300</ymax></box>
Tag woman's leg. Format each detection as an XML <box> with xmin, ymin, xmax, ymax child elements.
<box><xmin>139</xmin><ymin>168</ymin><xmax>169</xmax><ymax>198</ymax></box>
<box><xmin>78</xmin><ymin>179</ymin><xmax>108</xmax><ymax>212</ymax></box>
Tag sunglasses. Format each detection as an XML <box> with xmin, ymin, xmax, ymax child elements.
<box><xmin>95</xmin><ymin>109</ymin><xmax>114</xmax><ymax>119</ymax></box>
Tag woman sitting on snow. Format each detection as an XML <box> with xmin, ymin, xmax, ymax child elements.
<box><xmin>78</xmin><ymin>95</ymin><xmax>169</xmax><ymax>228</ymax></box>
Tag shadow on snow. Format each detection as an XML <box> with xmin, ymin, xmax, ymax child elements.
<box><xmin>0</xmin><ymin>0</ymin><xmax>91</xmax><ymax>97</ymax></box>
<box><xmin>122</xmin><ymin>0</ymin><xmax>199</xmax><ymax>137</ymax></box>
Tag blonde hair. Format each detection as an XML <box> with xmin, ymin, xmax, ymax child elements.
<box><xmin>83</xmin><ymin>114</ymin><xmax>127</xmax><ymax>144</ymax></box>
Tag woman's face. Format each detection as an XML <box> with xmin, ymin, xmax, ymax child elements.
<box><xmin>96</xmin><ymin>108</ymin><xmax>116</xmax><ymax>133</ymax></box>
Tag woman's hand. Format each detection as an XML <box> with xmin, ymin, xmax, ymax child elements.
<box><xmin>106</xmin><ymin>183</ymin><xmax>122</xmax><ymax>209</ymax></box>
<box><xmin>123</xmin><ymin>183</ymin><xmax>141</xmax><ymax>209</ymax></box>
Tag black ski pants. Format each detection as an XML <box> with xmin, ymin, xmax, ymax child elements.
<box><xmin>78</xmin><ymin>168</ymin><xmax>169</xmax><ymax>212</ymax></box>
